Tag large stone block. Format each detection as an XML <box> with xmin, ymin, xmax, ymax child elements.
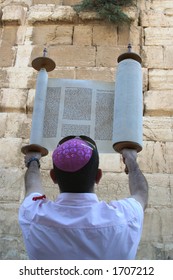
<box><xmin>0</xmin><ymin>235</ymin><xmax>27</xmax><ymax>260</ymax></box>
<box><xmin>0</xmin><ymin>26</ymin><xmax>18</xmax><ymax>67</ymax></box>
<box><xmin>142</xmin><ymin>46</ymin><xmax>164</xmax><ymax>69</ymax></box>
<box><xmin>0</xmin><ymin>204</ymin><xmax>21</xmax><ymax>235</ymax></box>
<box><xmin>0</xmin><ymin>138</ymin><xmax>23</xmax><ymax>168</ymax></box>
<box><xmin>32</xmin><ymin>25</ymin><xmax>73</xmax><ymax>45</ymax></box>
<box><xmin>122</xmin><ymin>6</ymin><xmax>139</xmax><ymax>23</ymax></box>
<box><xmin>139</xmin><ymin>242</ymin><xmax>168</xmax><ymax>260</ymax></box>
<box><xmin>163</xmin><ymin>46</ymin><xmax>173</xmax><ymax>69</ymax></box>
<box><xmin>96</xmin><ymin>46</ymin><xmax>140</xmax><ymax>67</ymax></box>
<box><xmin>145</xmin><ymin>174</ymin><xmax>172</xmax><ymax>207</ymax></box>
<box><xmin>0</xmin><ymin>45</ymin><xmax>16</xmax><ymax>67</ymax></box>
<box><xmin>142</xmin><ymin>208</ymin><xmax>162</xmax><ymax>242</ymax></box>
<box><xmin>32</xmin><ymin>46</ymin><xmax>96</xmax><ymax>67</ymax></box>
<box><xmin>7</xmin><ymin>67</ymin><xmax>35</xmax><ymax>89</ymax></box>
<box><xmin>144</xmin><ymin>91</ymin><xmax>173</xmax><ymax>116</ymax></box>
<box><xmin>0</xmin><ymin>88</ymin><xmax>27</xmax><ymax>112</ymax></box>
<box><xmin>93</xmin><ymin>25</ymin><xmax>117</xmax><ymax>46</ymax></box>
<box><xmin>160</xmin><ymin>209</ymin><xmax>173</xmax><ymax>242</ymax></box>
<box><xmin>129</xmin><ymin>25</ymin><xmax>142</xmax><ymax>46</ymax></box>
<box><xmin>145</xmin><ymin>27</ymin><xmax>173</xmax><ymax>46</ymax></box>
<box><xmin>143</xmin><ymin>116</ymin><xmax>173</xmax><ymax>142</ymax></box>
<box><xmin>49</xmin><ymin>67</ymin><xmax>75</xmax><ymax>79</ymax></box>
<box><xmin>150</xmin><ymin>0</ymin><xmax>173</xmax><ymax>10</ymax></box>
<box><xmin>2</xmin><ymin>5</ymin><xmax>27</xmax><ymax>25</ymax></box>
<box><xmin>149</xmin><ymin>69</ymin><xmax>173</xmax><ymax>90</ymax></box>
<box><xmin>40</xmin><ymin>153</ymin><xmax>53</xmax><ymax>171</ymax></box>
<box><xmin>6</xmin><ymin>111</ymin><xmax>26</xmax><ymax>137</ymax></box>
<box><xmin>4</xmin><ymin>113</ymin><xmax>30</xmax><ymax>139</ymax></box>
<box><xmin>0</xmin><ymin>168</ymin><xmax>24</xmax><ymax>202</ymax></box>
<box><xmin>73</xmin><ymin>25</ymin><xmax>92</xmax><ymax>46</ymax></box>
<box><xmin>96</xmin><ymin>46</ymin><xmax>123</xmax><ymax>67</ymax></box>
<box><xmin>153</xmin><ymin>242</ymin><xmax>171</xmax><ymax>260</ymax></box>
<box><xmin>1</xmin><ymin>26</ymin><xmax>18</xmax><ymax>46</ymax></box>
<box><xmin>78</xmin><ymin>11</ymin><xmax>101</xmax><ymax>21</ymax></box>
<box><xmin>95</xmin><ymin>172</ymin><xmax>129</xmax><ymax>202</ymax></box>
<box><xmin>51</xmin><ymin>6</ymin><xmax>77</xmax><ymax>22</ymax></box>
<box><xmin>15</xmin><ymin>45</ymin><xmax>33</xmax><ymax>67</ymax></box>
<box><xmin>137</xmin><ymin>242</ymin><xmax>155</xmax><ymax>260</ymax></box>
<box><xmin>143</xmin><ymin>46</ymin><xmax>173</xmax><ymax>71</ymax></box>
<box><xmin>118</xmin><ymin>24</ymin><xmax>141</xmax><ymax>47</ymax></box>
<box><xmin>28</xmin><ymin>5</ymin><xmax>77</xmax><ymax>23</ymax></box>
<box><xmin>138</xmin><ymin>141</ymin><xmax>173</xmax><ymax>174</ymax></box>
<box><xmin>97</xmin><ymin>173</ymin><xmax>173</xmax><ymax>207</ymax></box>
<box><xmin>27</xmin><ymin>4</ymin><xmax>53</xmax><ymax>23</ymax></box>
<box><xmin>99</xmin><ymin>153</ymin><xmax>122</xmax><ymax>173</ymax></box>
<box><xmin>141</xmin><ymin>10</ymin><xmax>173</xmax><ymax>27</ymax></box>
<box><xmin>75</xmin><ymin>67</ymin><xmax>115</xmax><ymax>82</ymax></box>
<box><xmin>117</xmin><ymin>25</ymin><xmax>129</xmax><ymax>46</ymax></box>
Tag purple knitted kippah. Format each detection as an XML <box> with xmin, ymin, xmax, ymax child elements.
<box><xmin>52</xmin><ymin>138</ymin><xmax>93</xmax><ymax>172</ymax></box>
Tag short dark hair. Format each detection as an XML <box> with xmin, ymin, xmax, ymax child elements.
<box><xmin>53</xmin><ymin>145</ymin><xmax>99</xmax><ymax>193</ymax></box>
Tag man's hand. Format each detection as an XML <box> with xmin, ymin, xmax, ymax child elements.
<box><xmin>24</xmin><ymin>152</ymin><xmax>41</xmax><ymax>168</ymax></box>
<box><xmin>121</xmin><ymin>149</ymin><xmax>137</xmax><ymax>174</ymax></box>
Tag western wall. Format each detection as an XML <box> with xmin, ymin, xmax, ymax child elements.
<box><xmin>0</xmin><ymin>0</ymin><xmax>173</xmax><ymax>259</ymax></box>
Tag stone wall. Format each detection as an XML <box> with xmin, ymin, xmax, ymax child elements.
<box><xmin>0</xmin><ymin>0</ymin><xmax>173</xmax><ymax>259</ymax></box>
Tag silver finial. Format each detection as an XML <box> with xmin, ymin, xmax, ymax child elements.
<box><xmin>43</xmin><ymin>48</ymin><xmax>47</xmax><ymax>57</ymax></box>
<box><xmin>128</xmin><ymin>43</ymin><xmax>132</xmax><ymax>53</ymax></box>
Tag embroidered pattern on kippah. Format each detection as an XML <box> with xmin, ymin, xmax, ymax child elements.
<box><xmin>52</xmin><ymin>139</ymin><xmax>93</xmax><ymax>172</ymax></box>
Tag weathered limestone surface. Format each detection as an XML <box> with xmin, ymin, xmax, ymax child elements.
<box><xmin>0</xmin><ymin>0</ymin><xmax>173</xmax><ymax>260</ymax></box>
<box><xmin>144</xmin><ymin>91</ymin><xmax>173</xmax><ymax>116</ymax></box>
<box><xmin>143</xmin><ymin>117</ymin><xmax>173</xmax><ymax>142</ymax></box>
<box><xmin>145</xmin><ymin>27</ymin><xmax>173</xmax><ymax>46</ymax></box>
<box><xmin>27</xmin><ymin>5</ymin><xmax>77</xmax><ymax>23</ymax></box>
<box><xmin>33</xmin><ymin>25</ymin><xmax>74</xmax><ymax>45</ymax></box>
<box><xmin>2</xmin><ymin>5</ymin><xmax>27</xmax><ymax>25</ymax></box>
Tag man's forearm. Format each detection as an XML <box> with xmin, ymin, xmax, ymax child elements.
<box><xmin>25</xmin><ymin>161</ymin><xmax>44</xmax><ymax>197</ymax></box>
<box><xmin>121</xmin><ymin>149</ymin><xmax>149</xmax><ymax>210</ymax></box>
<box><xmin>128</xmin><ymin>162</ymin><xmax>148</xmax><ymax>210</ymax></box>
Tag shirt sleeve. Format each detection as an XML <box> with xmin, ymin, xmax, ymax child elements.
<box><xmin>109</xmin><ymin>197</ymin><xmax>144</xmax><ymax>229</ymax></box>
<box><xmin>18</xmin><ymin>192</ymin><xmax>44</xmax><ymax>224</ymax></box>
<box><xmin>109</xmin><ymin>198</ymin><xmax>144</xmax><ymax>259</ymax></box>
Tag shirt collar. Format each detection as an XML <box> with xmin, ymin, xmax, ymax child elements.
<box><xmin>55</xmin><ymin>192</ymin><xmax>99</xmax><ymax>206</ymax></box>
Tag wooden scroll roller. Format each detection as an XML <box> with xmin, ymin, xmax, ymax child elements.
<box><xmin>112</xmin><ymin>44</ymin><xmax>143</xmax><ymax>153</ymax></box>
<box><xmin>21</xmin><ymin>48</ymin><xmax>56</xmax><ymax>156</ymax></box>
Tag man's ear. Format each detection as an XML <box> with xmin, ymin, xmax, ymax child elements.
<box><xmin>50</xmin><ymin>169</ymin><xmax>58</xmax><ymax>184</ymax></box>
<box><xmin>95</xmin><ymin>168</ymin><xmax>102</xmax><ymax>185</ymax></box>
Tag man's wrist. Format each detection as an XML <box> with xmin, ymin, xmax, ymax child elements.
<box><xmin>127</xmin><ymin>160</ymin><xmax>139</xmax><ymax>173</ymax></box>
<box><xmin>26</xmin><ymin>157</ymin><xmax>40</xmax><ymax>168</ymax></box>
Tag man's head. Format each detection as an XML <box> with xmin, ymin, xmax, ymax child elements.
<box><xmin>50</xmin><ymin>136</ymin><xmax>102</xmax><ymax>193</ymax></box>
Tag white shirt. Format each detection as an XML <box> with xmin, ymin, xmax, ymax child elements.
<box><xmin>19</xmin><ymin>192</ymin><xmax>144</xmax><ymax>260</ymax></box>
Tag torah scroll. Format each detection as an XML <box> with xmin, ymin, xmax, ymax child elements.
<box><xmin>112</xmin><ymin>53</ymin><xmax>143</xmax><ymax>153</ymax></box>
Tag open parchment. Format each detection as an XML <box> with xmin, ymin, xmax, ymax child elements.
<box><xmin>41</xmin><ymin>79</ymin><xmax>115</xmax><ymax>153</ymax></box>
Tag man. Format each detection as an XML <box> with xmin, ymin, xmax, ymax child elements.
<box><xmin>19</xmin><ymin>135</ymin><xmax>148</xmax><ymax>260</ymax></box>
